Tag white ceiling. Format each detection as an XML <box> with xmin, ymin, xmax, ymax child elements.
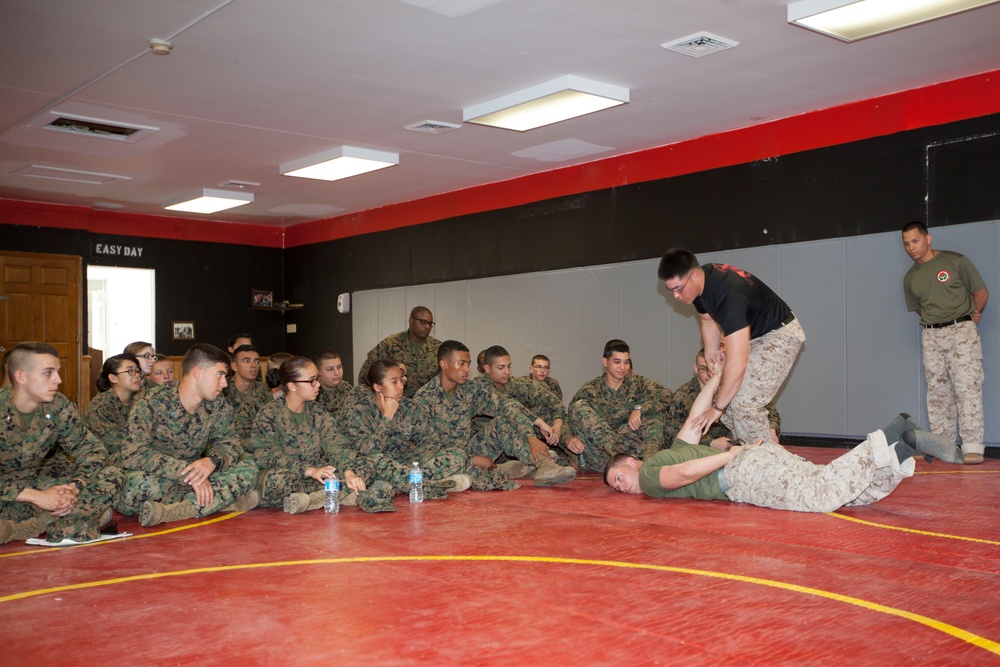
<box><xmin>1</xmin><ymin>0</ymin><xmax>999</xmax><ymax>229</ymax></box>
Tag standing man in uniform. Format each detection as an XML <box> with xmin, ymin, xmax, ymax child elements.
<box><xmin>358</xmin><ymin>306</ymin><xmax>442</xmax><ymax>399</ymax></box>
<box><xmin>658</xmin><ymin>249</ymin><xmax>805</xmax><ymax>446</ymax></box>
<box><xmin>902</xmin><ymin>221</ymin><xmax>988</xmax><ymax>465</ymax></box>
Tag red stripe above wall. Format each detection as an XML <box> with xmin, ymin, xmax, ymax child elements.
<box><xmin>1</xmin><ymin>68</ymin><xmax>998</xmax><ymax>250</ymax></box>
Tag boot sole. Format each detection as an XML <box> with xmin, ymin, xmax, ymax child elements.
<box><xmin>533</xmin><ymin>468</ymin><xmax>577</xmax><ymax>486</ymax></box>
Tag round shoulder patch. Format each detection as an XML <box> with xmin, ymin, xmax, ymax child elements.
<box><xmin>936</xmin><ymin>270</ymin><xmax>950</xmax><ymax>283</ymax></box>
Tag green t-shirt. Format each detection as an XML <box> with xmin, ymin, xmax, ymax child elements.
<box><xmin>638</xmin><ymin>441</ymin><xmax>728</xmax><ymax>500</ymax></box>
<box><xmin>903</xmin><ymin>251</ymin><xmax>985</xmax><ymax>325</ymax></box>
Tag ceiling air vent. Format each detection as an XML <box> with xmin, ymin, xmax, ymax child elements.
<box><xmin>32</xmin><ymin>111</ymin><xmax>159</xmax><ymax>142</ymax></box>
<box><xmin>405</xmin><ymin>119</ymin><xmax>462</xmax><ymax>134</ymax></box>
<box><xmin>661</xmin><ymin>32</ymin><xmax>739</xmax><ymax>58</ymax></box>
<box><xmin>12</xmin><ymin>164</ymin><xmax>132</xmax><ymax>185</ymax></box>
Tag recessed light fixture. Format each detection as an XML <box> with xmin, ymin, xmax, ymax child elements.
<box><xmin>163</xmin><ymin>188</ymin><xmax>253</xmax><ymax>214</ymax></box>
<box><xmin>463</xmin><ymin>75</ymin><xmax>629</xmax><ymax>132</ymax></box>
<box><xmin>787</xmin><ymin>0</ymin><xmax>1000</xmax><ymax>42</ymax></box>
<box><xmin>280</xmin><ymin>146</ymin><xmax>399</xmax><ymax>182</ymax></box>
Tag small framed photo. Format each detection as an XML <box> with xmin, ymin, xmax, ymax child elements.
<box><xmin>252</xmin><ymin>288</ymin><xmax>274</xmax><ymax>308</ymax></box>
<box><xmin>172</xmin><ymin>321</ymin><xmax>195</xmax><ymax>341</ymax></box>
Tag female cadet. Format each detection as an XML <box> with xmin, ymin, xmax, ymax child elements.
<box><xmin>82</xmin><ymin>353</ymin><xmax>143</xmax><ymax>464</ymax></box>
<box><xmin>123</xmin><ymin>341</ymin><xmax>158</xmax><ymax>396</ymax></box>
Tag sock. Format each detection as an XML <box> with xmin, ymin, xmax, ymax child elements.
<box><xmin>881</xmin><ymin>413</ymin><xmax>924</xmax><ymax>445</ymax></box>
<box><xmin>901</xmin><ymin>429</ymin><xmax>964</xmax><ymax>465</ymax></box>
<box><xmin>893</xmin><ymin>441</ymin><xmax>919</xmax><ymax>464</ymax></box>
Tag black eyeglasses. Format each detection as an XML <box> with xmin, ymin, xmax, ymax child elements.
<box><xmin>412</xmin><ymin>317</ymin><xmax>435</xmax><ymax>328</ymax></box>
<box><xmin>114</xmin><ymin>368</ymin><xmax>142</xmax><ymax>377</ymax></box>
<box><xmin>291</xmin><ymin>376</ymin><xmax>320</xmax><ymax>387</ymax></box>
<box><xmin>136</xmin><ymin>353</ymin><xmax>157</xmax><ymax>360</ymax></box>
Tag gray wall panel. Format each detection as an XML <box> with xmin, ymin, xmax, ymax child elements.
<box><xmin>467</xmin><ymin>278</ymin><xmax>502</xmax><ymax>371</ymax></box>
<box><xmin>576</xmin><ymin>266</ymin><xmax>624</xmax><ymax>385</ymax></box>
<box><xmin>536</xmin><ymin>270</ymin><xmax>581</xmax><ymax>399</ymax></box>
<box><xmin>432</xmin><ymin>280</ymin><xmax>469</xmax><ymax>349</ymax></box>
<box><xmin>351</xmin><ymin>290</ymin><xmax>379</xmax><ymax>382</ymax></box>
<box><xmin>499</xmin><ymin>273</ymin><xmax>538</xmax><ymax>371</ymax></box>
<box><xmin>622</xmin><ymin>259</ymin><xmax>672</xmax><ymax>386</ymax></box>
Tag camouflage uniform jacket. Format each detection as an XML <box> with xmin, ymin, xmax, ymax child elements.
<box><xmin>316</xmin><ymin>381</ymin><xmax>354</xmax><ymax>416</ymax></box>
<box><xmin>341</xmin><ymin>388</ymin><xmax>420</xmax><ymax>458</ymax></box>
<box><xmin>566</xmin><ymin>374</ymin><xmax>667</xmax><ymax>440</ymax></box>
<box><xmin>246</xmin><ymin>397</ymin><xmax>355</xmax><ymax>476</ymax></box>
<box><xmin>81</xmin><ymin>388</ymin><xmax>133</xmax><ymax>455</ymax></box>
<box><xmin>412</xmin><ymin>375</ymin><xmax>536</xmax><ymax>449</ymax></box>
<box><xmin>471</xmin><ymin>375</ymin><xmax>565</xmax><ymax>432</ymax></box>
<box><xmin>520</xmin><ymin>375</ymin><xmax>563</xmax><ymax>401</ymax></box>
<box><xmin>357</xmin><ymin>331</ymin><xmax>442</xmax><ymax>399</ymax></box>
<box><xmin>667</xmin><ymin>376</ymin><xmax>781</xmax><ymax>444</ymax></box>
<box><xmin>233</xmin><ymin>384</ymin><xmax>276</xmax><ymax>442</ymax></box>
<box><xmin>121</xmin><ymin>383</ymin><xmax>244</xmax><ymax>480</ymax></box>
<box><xmin>224</xmin><ymin>379</ymin><xmax>261</xmax><ymax>414</ymax></box>
<box><xmin>0</xmin><ymin>385</ymin><xmax>110</xmax><ymax>501</ymax></box>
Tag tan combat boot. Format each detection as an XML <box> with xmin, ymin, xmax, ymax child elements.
<box><xmin>283</xmin><ymin>490</ymin><xmax>327</xmax><ymax>515</ymax></box>
<box><xmin>532</xmin><ymin>455</ymin><xmax>577</xmax><ymax>486</ymax></box>
<box><xmin>0</xmin><ymin>512</ymin><xmax>55</xmax><ymax>544</ymax></box>
<box><xmin>496</xmin><ymin>460</ymin><xmax>531</xmax><ymax>479</ymax></box>
<box><xmin>139</xmin><ymin>500</ymin><xmax>198</xmax><ymax>527</ymax></box>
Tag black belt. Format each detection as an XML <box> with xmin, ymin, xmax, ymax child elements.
<box><xmin>781</xmin><ymin>312</ymin><xmax>795</xmax><ymax>326</ymax></box>
<box><xmin>923</xmin><ymin>314</ymin><xmax>972</xmax><ymax>329</ymax></box>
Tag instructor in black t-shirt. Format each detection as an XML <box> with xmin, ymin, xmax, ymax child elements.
<box><xmin>658</xmin><ymin>249</ymin><xmax>806</xmax><ymax>446</ymax></box>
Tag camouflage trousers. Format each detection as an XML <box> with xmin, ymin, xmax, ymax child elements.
<box><xmin>721</xmin><ymin>430</ymin><xmax>912</xmax><ymax>512</ymax></box>
<box><xmin>467</xmin><ymin>413</ymin><xmax>537</xmax><ymax>466</ymax></box>
<box><xmin>115</xmin><ymin>459</ymin><xmax>259</xmax><ymax>517</ymax></box>
<box><xmin>0</xmin><ymin>466</ymin><xmax>124</xmax><ymax>542</ymax></box>
<box><xmin>370</xmin><ymin>442</ymin><xmax>469</xmax><ymax>495</ymax></box>
<box><xmin>257</xmin><ymin>468</ymin><xmax>326</xmax><ymax>508</ymax></box>
<box><xmin>721</xmin><ymin>317</ymin><xmax>804</xmax><ymax>446</ymax></box>
<box><xmin>569</xmin><ymin>401</ymin><xmax>665</xmax><ymax>472</ymax></box>
<box><xmin>922</xmin><ymin>321</ymin><xmax>984</xmax><ymax>455</ymax></box>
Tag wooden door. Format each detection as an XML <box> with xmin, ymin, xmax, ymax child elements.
<box><xmin>0</xmin><ymin>251</ymin><xmax>83</xmax><ymax>405</ymax></box>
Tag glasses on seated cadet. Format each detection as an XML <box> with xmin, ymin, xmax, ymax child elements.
<box><xmin>135</xmin><ymin>352</ymin><xmax>157</xmax><ymax>360</ymax></box>
<box><xmin>292</xmin><ymin>376</ymin><xmax>321</xmax><ymax>387</ymax></box>
<box><xmin>531</xmin><ymin>364</ymin><xmax>550</xmax><ymax>370</ymax></box>
<box><xmin>412</xmin><ymin>317</ymin><xmax>435</xmax><ymax>328</ymax></box>
<box><xmin>114</xmin><ymin>368</ymin><xmax>143</xmax><ymax>377</ymax></box>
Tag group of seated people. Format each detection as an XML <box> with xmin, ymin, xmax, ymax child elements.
<box><xmin>0</xmin><ymin>307</ymin><xmax>965</xmax><ymax>546</ymax></box>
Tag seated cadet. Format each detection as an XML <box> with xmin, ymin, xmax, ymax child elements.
<box><xmin>605</xmin><ymin>361</ymin><xmax>963</xmax><ymax>511</ymax></box>
<box><xmin>315</xmin><ymin>350</ymin><xmax>353</xmax><ymax>416</ymax></box>
<box><xmin>358</xmin><ymin>306</ymin><xmax>442</xmax><ymax>398</ymax></box>
<box><xmin>227</xmin><ymin>333</ymin><xmax>252</xmax><ymax>357</ymax></box>
<box><xmin>666</xmin><ymin>346</ymin><xmax>781</xmax><ymax>448</ymax></box>
<box><xmin>523</xmin><ymin>354</ymin><xmax>563</xmax><ymax>400</ymax></box>
<box><xmin>565</xmin><ymin>339</ymin><xmax>667</xmax><ymax>473</ymax></box>
<box><xmin>117</xmin><ymin>344</ymin><xmax>259</xmax><ymax>527</ymax></box>
<box><xmin>412</xmin><ymin>340</ymin><xmax>576</xmax><ymax>487</ymax></box>
<box><xmin>476</xmin><ymin>349</ymin><xmax>488</xmax><ymax>375</ymax></box>
<box><xmin>225</xmin><ymin>344</ymin><xmax>262</xmax><ymax>413</ymax></box>
<box><xmin>247</xmin><ymin>356</ymin><xmax>389</xmax><ymax>514</ymax></box>
<box><xmin>1</xmin><ymin>342</ymin><xmax>122</xmax><ymax>545</ymax></box>
<box><xmin>474</xmin><ymin>345</ymin><xmax>568</xmax><ymax>476</ymax></box>
<box><xmin>124</xmin><ymin>341</ymin><xmax>159</xmax><ymax>398</ymax></box>
<box><xmin>149</xmin><ymin>358</ymin><xmax>175</xmax><ymax>385</ymax></box>
<box><xmin>340</xmin><ymin>359</ymin><xmax>474</xmax><ymax>498</ymax></box>
<box><xmin>82</xmin><ymin>353</ymin><xmax>143</xmax><ymax>464</ymax></box>
<box><xmin>233</xmin><ymin>352</ymin><xmax>292</xmax><ymax>443</ymax></box>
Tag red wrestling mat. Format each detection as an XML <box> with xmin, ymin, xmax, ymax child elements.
<box><xmin>1</xmin><ymin>446</ymin><xmax>997</xmax><ymax>665</ymax></box>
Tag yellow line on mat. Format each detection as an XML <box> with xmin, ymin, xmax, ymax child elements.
<box><xmin>0</xmin><ymin>554</ymin><xmax>997</xmax><ymax>655</ymax></box>
<box><xmin>826</xmin><ymin>512</ymin><xmax>1000</xmax><ymax>545</ymax></box>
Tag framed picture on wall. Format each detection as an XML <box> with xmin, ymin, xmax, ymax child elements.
<box><xmin>172</xmin><ymin>321</ymin><xmax>195</xmax><ymax>341</ymax></box>
<box><xmin>252</xmin><ymin>288</ymin><xmax>274</xmax><ymax>308</ymax></box>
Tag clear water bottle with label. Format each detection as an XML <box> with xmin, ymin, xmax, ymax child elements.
<box><xmin>408</xmin><ymin>462</ymin><xmax>423</xmax><ymax>503</ymax></box>
<box><xmin>578</xmin><ymin>450</ymin><xmax>586</xmax><ymax>471</ymax></box>
<box><xmin>324</xmin><ymin>473</ymin><xmax>340</xmax><ymax>513</ymax></box>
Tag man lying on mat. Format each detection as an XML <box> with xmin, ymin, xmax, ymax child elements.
<box><xmin>604</xmin><ymin>357</ymin><xmax>963</xmax><ymax>512</ymax></box>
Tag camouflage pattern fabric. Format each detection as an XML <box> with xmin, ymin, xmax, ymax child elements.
<box><xmin>665</xmin><ymin>377</ymin><xmax>781</xmax><ymax>446</ymax></box>
<box><xmin>567</xmin><ymin>374</ymin><xmax>667</xmax><ymax>471</ymax></box>
<box><xmin>224</xmin><ymin>380</ymin><xmax>261</xmax><ymax>414</ymax></box>
<box><xmin>116</xmin><ymin>383</ymin><xmax>257</xmax><ymax>516</ymax></box>
<box><xmin>357</xmin><ymin>331</ymin><xmax>442</xmax><ymax>398</ymax></box>
<box><xmin>520</xmin><ymin>375</ymin><xmax>563</xmax><ymax>401</ymax></box>
<box><xmin>922</xmin><ymin>321</ymin><xmax>985</xmax><ymax>455</ymax></box>
<box><xmin>246</xmin><ymin>397</ymin><xmax>344</xmax><ymax>507</ymax></box>
<box><xmin>470</xmin><ymin>374</ymin><xmax>566</xmax><ymax>436</ymax></box>
<box><xmin>81</xmin><ymin>387</ymin><xmax>133</xmax><ymax>458</ymax></box>
<box><xmin>232</xmin><ymin>384</ymin><xmax>275</xmax><ymax>444</ymax></box>
<box><xmin>316</xmin><ymin>381</ymin><xmax>355</xmax><ymax>416</ymax></box>
<box><xmin>0</xmin><ymin>386</ymin><xmax>123</xmax><ymax>541</ymax></box>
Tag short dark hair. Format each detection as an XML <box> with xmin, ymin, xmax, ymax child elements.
<box><xmin>315</xmin><ymin>349</ymin><xmax>341</xmax><ymax>364</ymax></box>
<box><xmin>603</xmin><ymin>339</ymin><xmax>630</xmax><ymax>359</ymax></box>
<box><xmin>228</xmin><ymin>333</ymin><xmax>252</xmax><ymax>349</ymax></box>
<box><xmin>6</xmin><ymin>342</ymin><xmax>60</xmax><ymax>383</ymax></box>
<box><xmin>483</xmin><ymin>345</ymin><xmax>509</xmax><ymax>367</ymax></box>
<box><xmin>365</xmin><ymin>359</ymin><xmax>401</xmax><ymax>387</ymax></box>
<box><xmin>409</xmin><ymin>306</ymin><xmax>431</xmax><ymax>319</ymax></box>
<box><xmin>278</xmin><ymin>356</ymin><xmax>315</xmax><ymax>388</ymax></box>
<box><xmin>657</xmin><ymin>248</ymin><xmax>699</xmax><ymax>281</ymax></box>
<box><xmin>902</xmin><ymin>221</ymin><xmax>928</xmax><ymax>235</ymax></box>
<box><xmin>97</xmin><ymin>353</ymin><xmax>140</xmax><ymax>393</ymax></box>
<box><xmin>531</xmin><ymin>354</ymin><xmax>550</xmax><ymax>365</ymax></box>
<box><xmin>231</xmin><ymin>344</ymin><xmax>258</xmax><ymax>358</ymax></box>
<box><xmin>438</xmin><ymin>340</ymin><xmax>469</xmax><ymax>362</ymax></box>
<box><xmin>181</xmin><ymin>344</ymin><xmax>231</xmax><ymax>376</ymax></box>
<box><xmin>603</xmin><ymin>453</ymin><xmax>631</xmax><ymax>486</ymax></box>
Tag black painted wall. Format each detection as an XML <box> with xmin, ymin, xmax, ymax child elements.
<box><xmin>0</xmin><ymin>225</ymin><xmax>285</xmax><ymax>357</ymax></box>
<box><xmin>285</xmin><ymin>112</ymin><xmax>1000</xmax><ymax>379</ymax></box>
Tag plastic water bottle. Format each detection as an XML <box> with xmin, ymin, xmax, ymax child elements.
<box><xmin>324</xmin><ymin>474</ymin><xmax>340</xmax><ymax>513</ymax></box>
<box><xmin>408</xmin><ymin>462</ymin><xmax>424</xmax><ymax>503</ymax></box>
<box><xmin>578</xmin><ymin>451</ymin><xmax>586</xmax><ymax>471</ymax></box>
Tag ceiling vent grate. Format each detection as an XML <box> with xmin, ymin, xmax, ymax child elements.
<box><xmin>30</xmin><ymin>111</ymin><xmax>160</xmax><ymax>143</ymax></box>
<box><xmin>12</xmin><ymin>164</ymin><xmax>132</xmax><ymax>185</ymax></box>
<box><xmin>405</xmin><ymin>119</ymin><xmax>462</xmax><ymax>134</ymax></box>
<box><xmin>661</xmin><ymin>32</ymin><xmax>739</xmax><ymax>58</ymax></box>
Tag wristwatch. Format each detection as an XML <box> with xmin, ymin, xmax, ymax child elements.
<box><xmin>633</xmin><ymin>404</ymin><xmax>643</xmax><ymax>412</ymax></box>
<box><xmin>209</xmin><ymin>454</ymin><xmax>223</xmax><ymax>471</ymax></box>
<box><xmin>70</xmin><ymin>479</ymin><xmax>85</xmax><ymax>492</ymax></box>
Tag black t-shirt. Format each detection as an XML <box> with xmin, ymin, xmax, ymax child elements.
<box><xmin>694</xmin><ymin>264</ymin><xmax>791</xmax><ymax>339</ymax></box>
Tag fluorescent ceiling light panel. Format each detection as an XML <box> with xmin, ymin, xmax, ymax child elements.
<box><xmin>280</xmin><ymin>146</ymin><xmax>399</xmax><ymax>182</ymax></box>
<box><xmin>463</xmin><ymin>76</ymin><xmax>629</xmax><ymax>131</ymax></box>
<box><xmin>787</xmin><ymin>0</ymin><xmax>1000</xmax><ymax>41</ymax></box>
<box><xmin>163</xmin><ymin>188</ymin><xmax>253</xmax><ymax>214</ymax></box>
